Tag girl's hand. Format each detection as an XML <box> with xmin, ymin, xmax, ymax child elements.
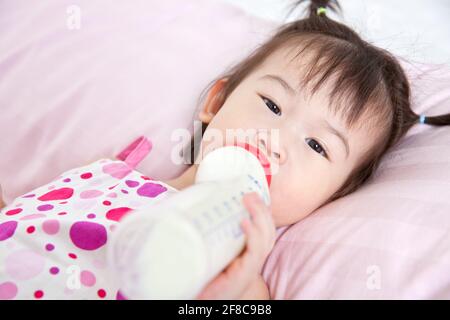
<box><xmin>195</xmin><ymin>192</ymin><xmax>276</xmax><ymax>300</ymax></box>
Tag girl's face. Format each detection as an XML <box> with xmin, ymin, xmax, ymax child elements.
<box><xmin>197</xmin><ymin>46</ymin><xmax>380</xmax><ymax>227</ymax></box>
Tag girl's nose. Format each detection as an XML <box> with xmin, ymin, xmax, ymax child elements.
<box><xmin>254</xmin><ymin>130</ymin><xmax>287</xmax><ymax>165</ymax></box>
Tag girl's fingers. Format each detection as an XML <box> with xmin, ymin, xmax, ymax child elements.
<box><xmin>242</xmin><ymin>193</ymin><xmax>276</xmax><ymax>255</ymax></box>
<box><xmin>240</xmin><ymin>217</ymin><xmax>259</xmax><ymax>264</ymax></box>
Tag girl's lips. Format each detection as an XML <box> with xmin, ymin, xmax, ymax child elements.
<box><xmin>230</xmin><ymin>141</ymin><xmax>272</xmax><ymax>188</ymax></box>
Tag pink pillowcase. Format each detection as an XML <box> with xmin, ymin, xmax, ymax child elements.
<box><xmin>263</xmin><ymin>61</ymin><xmax>450</xmax><ymax>299</ymax></box>
<box><xmin>2</xmin><ymin>0</ymin><xmax>450</xmax><ymax>299</ymax></box>
<box><xmin>0</xmin><ymin>0</ymin><xmax>276</xmax><ymax>203</ymax></box>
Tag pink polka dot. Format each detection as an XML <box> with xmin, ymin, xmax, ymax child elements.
<box><xmin>37</xmin><ymin>204</ymin><xmax>54</xmax><ymax>211</ymax></box>
<box><xmin>80</xmin><ymin>172</ymin><xmax>93</xmax><ymax>179</ymax></box>
<box><xmin>34</xmin><ymin>290</ymin><xmax>44</xmax><ymax>299</ymax></box>
<box><xmin>42</xmin><ymin>219</ymin><xmax>60</xmax><ymax>235</ymax></box>
<box><xmin>0</xmin><ymin>221</ymin><xmax>18</xmax><ymax>241</ymax></box>
<box><xmin>63</xmin><ymin>178</ymin><xmax>71</xmax><ymax>183</ymax></box>
<box><xmin>80</xmin><ymin>270</ymin><xmax>96</xmax><ymax>287</ymax></box>
<box><xmin>106</xmin><ymin>192</ymin><xmax>117</xmax><ymax>198</ymax></box>
<box><xmin>80</xmin><ymin>190</ymin><xmax>104</xmax><ymax>199</ymax></box>
<box><xmin>38</xmin><ymin>187</ymin><xmax>74</xmax><ymax>201</ymax></box>
<box><xmin>45</xmin><ymin>243</ymin><xmax>55</xmax><ymax>251</ymax></box>
<box><xmin>58</xmin><ymin>212</ymin><xmax>67</xmax><ymax>216</ymax></box>
<box><xmin>27</xmin><ymin>226</ymin><xmax>36</xmax><ymax>234</ymax></box>
<box><xmin>22</xmin><ymin>194</ymin><xmax>35</xmax><ymax>198</ymax></box>
<box><xmin>6</xmin><ymin>249</ymin><xmax>45</xmax><ymax>280</ymax></box>
<box><xmin>0</xmin><ymin>281</ymin><xmax>18</xmax><ymax>300</ymax></box>
<box><xmin>20</xmin><ymin>214</ymin><xmax>46</xmax><ymax>220</ymax></box>
<box><xmin>106</xmin><ymin>207</ymin><xmax>132</xmax><ymax>222</ymax></box>
<box><xmin>87</xmin><ymin>213</ymin><xmax>96</xmax><ymax>219</ymax></box>
<box><xmin>103</xmin><ymin>200</ymin><xmax>111</xmax><ymax>206</ymax></box>
<box><xmin>121</xmin><ymin>189</ymin><xmax>129</xmax><ymax>194</ymax></box>
<box><xmin>69</xmin><ymin>222</ymin><xmax>107</xmax><ymax>251</ymax></box>
<box><xmin>5</xmin><ymin>208</ymin><xmax>22</xmax><ymax>216</ymax></box>
<box><xmin>102</xmin><ymin>163</ymin><xmax>131</xmax><ymax>179</ymax></box>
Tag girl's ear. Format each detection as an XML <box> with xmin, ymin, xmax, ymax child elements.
<box><xmin>198</xmin><ymin>78</ymin><xmax>228</xmax><ymax>124</ymax></box>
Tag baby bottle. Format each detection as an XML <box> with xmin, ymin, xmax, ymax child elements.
<box><xmin>108</xmin><ymin>142</ymin><xmax>272</xmax><ymax>299</ymax></box>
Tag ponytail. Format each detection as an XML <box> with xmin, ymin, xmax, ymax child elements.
<box><xmin>416</xmin><ymin>113</ymin><xmax>450</xmax><ymax>126</ymax></box>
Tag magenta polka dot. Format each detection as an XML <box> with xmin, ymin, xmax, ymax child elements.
<box><xmin>45</xmin><ymin>243</ymin><xmax>55</xmax><ymax>251</ymax></box>
<box><xmin>63</xmin><ymin>178</ymin><xmax>71</xmax><ymax>183</ymax></box>
<box><xmin>37</xmin><ymin>204</ymin><xmax>54</xmax><ymax>211</ymax></box>
<box><xmin>80</xmin><ymin>190</ymin><xmax>104</xmax><ymax>199</ymax></box>
<box><xmin>6</xmin><ymin>249</ymin><xmax>45</xmax><ymax>280</ymax></box>
<box><xmin>116</xmin><ymin>290</ymin><xmax>127</xmax><ymax>300</ymax></box>
<box><xmin>80</xmin><ymin>270</ymin><xmax>96</xmax><ymax>287</ymax></box>
<box><xmin>22</xmin><ymin>194</ymin><xmax>35</xmax><ymax>198</ymax></box>
<box><xmin>0</xmin><ymin>281</ymin><xmax>18</xmax><ymax>300</ymax></box>
<box><xmin>5</xmin><ymin>208</ymin><xmax>22</xmax><ymax>216</ymax></box>
<box><xmin>106</xmin><ymin>207</ymin><xmax>132</xmax><ymax>222</ymax></box>
<box><xmin>0</xmin><ymin>221</ymin><xmax>18</xmax><ymax>241</ymax></box>
<box><xmin>34</xmin><ymin>290</ymin><xmax>44</xmax><ymax>299</ymax></box>
<box><xmin>137</xmin><ymin>182</ymin><xmax>167</xmax><ymax>198</ymax></box>
<box><xmin>121</xmin><ymin>189</ymin><xmax>129</xmax><ymax>194</ymax></box>
<box><xmin>68</xmin><ymin>253</ymin><xmax>77</xmax><ymax>259</ymax></box>
<box><xmin>87</xmin><ymin>213</ymin><xmax>96</xmax><ymax>219</ymax></box>
<box><xmin>80</xmin><ymin>172</ymin><xmax>93</xmax><ymax>179</ymax></box>
<box><xmin>42</xmin><ymin>219</ymin><xmax>60</xmax><ymax>235</ymax></box>
<box><xmin>38</xmin><ymin>187</ymin><xmax>74</xmax><ymax>201</ymax></box>
<box><xmin>97</xmin><ymin>289</ymin><xmax>106</xmax><ymax>298</ymax></box>
<box><xmin>49</xmin><ymin>267</ymin><xmax>59</xmax><ymax>275</ymax></box>
<box><xmin>125</xmin><ymin>180</ymin><xmax>139</xmax><ymax>188</ymax></box>
<box><xmin>69</xmin><ymin>222</ymin><xmax>107</xmax><ymax>251</ymax></box>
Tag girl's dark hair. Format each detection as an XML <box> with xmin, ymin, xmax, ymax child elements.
<box><xmin>186</xmin><ymin>0</ymin><xmax>450</xmax><ymax>206</ymax></box>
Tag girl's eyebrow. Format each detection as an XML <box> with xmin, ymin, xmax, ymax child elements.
<box><xmin>259</xmin><ymin>74</ymin><xmax>297</xmax><ymax>96</ymax></box>
<box><xmin>322</xmin><ymin>119</ymin><xmax>350</xmax><ymax>159</ymax></box>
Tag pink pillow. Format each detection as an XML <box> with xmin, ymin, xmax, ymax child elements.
<box><xmin>0</xmin><ymin>0</ymin><xmax>277</xmax><ymax>203</ymax></box>
<box><xmin>263</xmin><ymin>62</ymin><xmax>450</xmax><ymax>299</ymax></box>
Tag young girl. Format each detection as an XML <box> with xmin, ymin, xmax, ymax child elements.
<box><xmin>1</xmin><ymin>0</ymin><xmax>450</xmax><ymax>300</ymax></box>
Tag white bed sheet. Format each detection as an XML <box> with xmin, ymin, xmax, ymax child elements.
<box><xmin>220</xmin><ymin>0</ymin><xmax>450</xmax><ymax>65</ymax></box>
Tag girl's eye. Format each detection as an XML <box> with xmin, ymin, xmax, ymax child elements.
<box><xmin>260</xmin><ymin>95</ymin><xmax>282</xmax><ymax>116</ymax></box>
<box><xmin>305</xmin><ymin>138</ymin><xmax>328</xmax><ymax>158</ymax></box>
